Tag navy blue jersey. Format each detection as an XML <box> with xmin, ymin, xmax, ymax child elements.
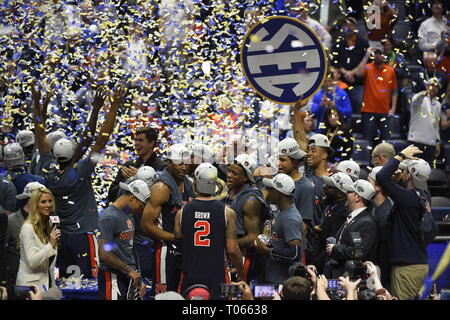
<box><xmin>180</xmin><ymin>199</ymin><xmax>228</xmax><ymax>298</ymax></box>
<box><xmin>158</xmin><ymin>170</ymin><xmax>194</xmax><ymax>234</ymax></box>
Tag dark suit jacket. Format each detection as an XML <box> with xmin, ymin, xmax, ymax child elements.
<box><xmin>329</xmin><ymin>208</ymin><xmax>379</xmax><ymax>278</ymax></box>
<box><xmin>107</xmin><ymin>152</ymin><xmax>167</xmax><ymax>203</ymax></box>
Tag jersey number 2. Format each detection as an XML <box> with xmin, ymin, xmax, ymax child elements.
<box><xmin>194</xmin><ymin>221</ymin><xmax>210</xmax><ymax>247</ymax></box>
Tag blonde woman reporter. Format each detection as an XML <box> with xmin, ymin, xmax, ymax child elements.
<box><xmin>16</xmin><ymin>188</ymin><xmax>60</xmax><ymax>290</ymax></box>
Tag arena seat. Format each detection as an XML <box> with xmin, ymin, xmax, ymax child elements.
<box><xmin>428</xmin><ymin>168</ymin><xmax>450</xmax><ymax>198</ymax></box>
<box><xmin>386</xmin><ymin>139</ymin><xmax>409</xmax><ymax>154</ymax></box>
<box><xmin>351</xmin><ymin>139</ymin><xmax>372</xmax><ymax>167</ymax></box>
<box><xmin>350</xmin><ymin>114</ymin><xmax>364</xmax><ymax>139</ymax></box>
<box><xmin>388</xmin><ymin>116</ymin><xmax>404</xmax><ymax>139</ymax></box>
<box><xmin>431</xmin><ymin>196</ymin><xmax>450</xmax><ymax>208</ymax></box>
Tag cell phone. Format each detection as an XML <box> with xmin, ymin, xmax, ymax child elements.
<box><xmin>14</xmin><ymin>286</ymin><xmax>36</xmax><ymax>300</ymax></box>
<box><xmin>219</xmin><ymin>283</ymin><xmax>241</xmax><ymax>299</ymax></box>
<box><xmin>253</xmin><ymin>284</ymin><xmax>277</xmax><ymax>299</ymax></box>
<box><xmin>327</xmin><ymin>279</ymin><xmax>343</xmax><ymax>291</ymax></box>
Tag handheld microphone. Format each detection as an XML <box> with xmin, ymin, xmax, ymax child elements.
<box><xmin>49</xmin><ymin>214</ymin><xmax>60</xmax><ymax>228</ymax></box>
<box><xmin>326</xmin><ymin>237</ymin><xmax>336</xmax><ymax>245</ymax></box>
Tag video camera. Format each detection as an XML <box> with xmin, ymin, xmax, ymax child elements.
<box><xmin>288</xmin><ymin>263</ymin><xmax>313</xmax><ymax>280</ymax></box>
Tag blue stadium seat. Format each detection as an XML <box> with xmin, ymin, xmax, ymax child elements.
<box><xmin>428</xmin><ymin>169</ymin><xmax>450</xmax><ymax>198</ymax></box>
<box><xmin>351</xmin><ymin>139</ymin><xmax>372</xmax><ymax>167</ymax></box>
<box><xmin>386</xmin><ymin>139</ymin><xmax>409</xmax><ymax>154</ymax></box>
<box><xmin>350</xmin><ymin>114</ymin><xmax>364</xmax><ymax>139</ymax></box>
<box><xmin>388</xmin><ymin>116</ymin><xmax>405</xmax><ymax>139</ymax></box>
<box><xmin>392</xmin><ymin>21</ymin><xmax>411</xmax><ymax>42</ymax></box>
<box><xmin>443</xmin><ymin>144</ymin><xmax>450</xmax><ymax>173</ymax></box>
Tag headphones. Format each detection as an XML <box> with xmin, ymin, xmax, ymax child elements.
<box><xmin>183</xmin><ymin>284</ymin><xmax>211</xmax><ymax>300</ymax></box>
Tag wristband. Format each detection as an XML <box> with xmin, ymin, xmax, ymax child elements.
<box><xmin>397</xmin><ymin>152</ymin><xmax>406</xmax><ymax>160</ymax></box>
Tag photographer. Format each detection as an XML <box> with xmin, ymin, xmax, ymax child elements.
<box><xmin>325</xmin><ymin>180</ymin><xmax>379</xmax><ymax>278</ymax></box>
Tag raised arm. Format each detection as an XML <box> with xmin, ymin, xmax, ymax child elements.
<box><xmin>71</xmin><ymin>86</ymin><xmax>107</xmax><ymax>165</ymax></box>
<box><xmin>293</xmin><ymin>98</ymin><xmax>310</xmax><ymax>152</ymax></box>
<box><xmin>348</xmin><ymin>47</ymin><xmax>375</xmax><ymax>78</ymax></box>
<box><xmin>90</xmin><ymin>85</ymin><xmax>127</xmax><ymax>156</ymax></box>
<box><xmin>31</xmin><ymin>81</ymin><xmax>51</xmax><ymax>155</ymax></box>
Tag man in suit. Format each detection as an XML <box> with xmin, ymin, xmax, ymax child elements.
<box><xmin>325</xmin><ymin>179</ymin><xmax>379</xmax><ymax>278</ymax></box>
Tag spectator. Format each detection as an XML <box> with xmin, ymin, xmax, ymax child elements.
<box><xmin>108</xmin><ymin>127</ymin><xmax>167</xmax><ymax>203</ymax></box>
<box><xmin>412</xmin><ymin>51</ymin><xmax>448</xmax><ymax>98</ymax></box>
<box><xmin>286</xmin><ymin>111</ymin><xmax>315</xmax><ymax>140</ymax></box>
<box><xmin>6</xmin><ymin>182</ymin><xmax>44</xmax><ymax>287</ymax></box>
<box><xmin>98</xmin><ymin>180</ymin><xmax>149</xmax><ymax>300</ymax></box>
<box><xmin>285</xmin><ymin>0</ymin><xmax>332</xmax><ymax>49</ymax></box>
<box><xmin>220</xmin><ymin>154</ymin><xmax>270</xmax><ymax>283</ymax></box>
<box><xmin>371</xmin><ymin>142</ymin><xmax>395</xmax><ymax>167</ymax></box>
<box><xmin>280</xmin><ymin>276</ymin><xmax>314</xmax><ymax>300</ymax></box>
<box><xmin>16</xmin><ymin>187</ymin><xmax>60</xmax><ymax>290</ymax></box>
<box><xmin>316</xmin><ymin>172</ymin><xmax>353</xmax><ymax>273</ymax></box>
<box><xmin>174</xmin><ymin>163</ymin><xmax>244</xmax><ymax>300</ymax></box>
<box><xmin>367</xmin><ymin>166</ymin><xmax>393</xmax><ymax>288</ymax></box>
<box><xmin>277</xmin><ymin>138</ymin><xmax>315</xmax><ymax>239</ymax></box>
<box><xmin>33</xmin><ymin>84</ymin><xmax>126</xmax><ymax>279</ymax></box>
<box><xmin>141</xmin><ymin>144</ymin><xmax>195</xmax><ymax>293</ymax></box>
<box><xmin>325</xmin><ymin>180</ymin><xmax>379</xmax><ymax>278</ymax></box>
<box><xmin>321</xmin><ymin>106</ymin><xmax>354</xmax><ymax>163</ymax></box>
<box><xmin>3</xmin><ymin>142</ymin><xmax>45</xmax><ymax>211</ymax></box>
<box><xmin>306</xmin><ymin>0</ymin><xmax>347</xmax><ymax>39</ymax></box>
<box><xmin>376</xmin><ymin>145</ymin><xmax>432</xmax><ymax>300</ymax></box>
<box><xmin>364</xmin><ymin>0</ymin><xmax>398</xmax><ymax>48</ymax></box>
<box><xmin>347</xmin><ymin>47</ymin><xmax>398</xmax><ymax>147</ymax></box>
<box><xmin>331</xmin><ymin>16</ymin><xmax>369</xmax><ymax>113</ymax></box>
<box><xmin>407</xmin><ymin>78</ymin><xmax>442</xmax><ymax>167</ymax></box>
<box><xmin>364</xmin><ymin>260</ymin><xmax>397</xmax><ymax>300</ymax></box>
<box><xmin>256</xmin><ymin>174</ymin><xmax>303</xmax><ymax>285</ymax></box>
<box><xmin>311</xmin><ymin>71</ymin><xmax>352</xmax><ymax>127</ymax></box>
<box><xmin>418</xmin><ymin>0</ymin><xmax>447</xmax><ymax>53</ymax></box>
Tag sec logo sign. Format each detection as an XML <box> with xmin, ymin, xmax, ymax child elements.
<box><xmin>241</xmin><ymin>16</ymin><xmax>327</xmax><ymax>105</ymax></box>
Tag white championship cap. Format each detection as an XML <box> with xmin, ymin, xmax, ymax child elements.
<box><xmin>119</xmin><ymin>179</ymin><xmax>151</xmax><ymax>203</ymax></box>
<box><xmin>47</xmin><ymin>131</ymin><xmax>67</xmax><ymax>150</ymax></box>
<box><xmin>336</xmin><ymin>160</ymin><xmax>360</xmax><ymax>181</ymax></box>
<box><xmin>16</xmin><ymin>181</ymin><xmax>45</xmax><ymax>200</ymax></box>
<box><xmin>136</xmin><ymin>166</ymin><xmax>158</xmax><ymax>186</ymax></box>
<box><xmin>308</xmin><ymin>134</ymin><xmax>332</xmax><ymax>149</ymax></box>
<box><xmin>4</xmin><ymin>143</ymin><xmax>25</xmax><ymax>169</ymax></box>
<box><xmin>278</xmin><ymin>138</ymin><xmax>306</xmax><ymax>160</ymax></box>
<box><xmin>53</xmin><ymin>138</ymin><xmax>76</xmax><ymax>163</ymax></box>
<box><xmin>16</xmin><ymin>130</ymin><xmax>35</xmax><ymax>148</ymax></box>
<box><xmin>342</xmin><ymin>179</ymin><xmax>376</xmax><ymax>201</ymax></box>
<box><xmin>234</xmin><ymin>154</ymin><xmax>257</xmax><ymax>183</ymax></box>
<box><xmin>368</xmin><ymin>166</ymin><xmax>383</xmax><ymax>181</ymax></box>
<box><xmin>400</xmin><ymin>159</ymin><xmax>431</xmax><ymax>190</ymax></box>
<box><xmin>323</xmin><ymin>172</ymin><xmax>354</xmax><ymax>193</ymax></box>
<box><xmin>194</xmin><ymin>162</ymin><xmax>218</xmax><ymax>195</ymax></box>
<box><xmin>263</xmin><ymin>173</ymin><xmax>296</xmax><ymax>196</ymax></box>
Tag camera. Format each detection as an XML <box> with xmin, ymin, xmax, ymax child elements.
<box><xmin>219</xmin><ymin>283</ymin><xmax>241</xmax><ymax>299</ymax></box>
<box><xmin>288</xmin><ymin>263</ymin><xmax>311</xmax><ymax>279</ymax></box>
<box><xmin>13</xmin><ymin>286</ymin><xmax>36</xmax><ymax>300</ymax></box>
